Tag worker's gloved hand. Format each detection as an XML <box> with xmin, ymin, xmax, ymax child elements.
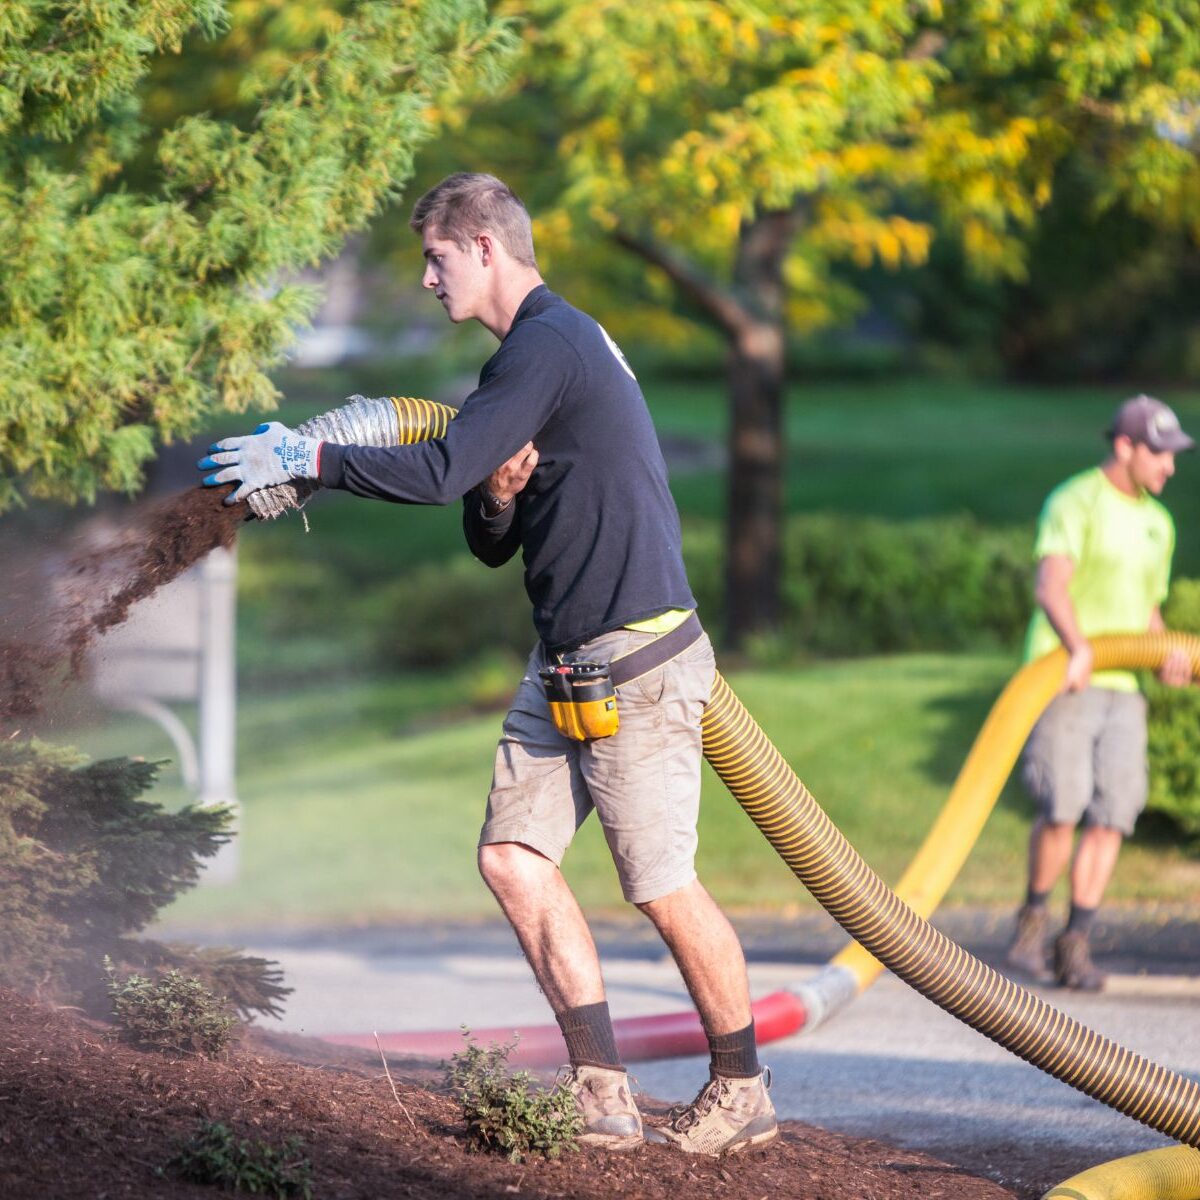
<box><xmin>197</xmin><ymin>421</ymin><xmax>323</xmax><ymax>506</ymax></box>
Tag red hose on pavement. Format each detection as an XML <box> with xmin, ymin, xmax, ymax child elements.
<box><xmin>326</xmin><ymin>989</ymin><xmax>807</xmax><ymax>1067</ymax></box>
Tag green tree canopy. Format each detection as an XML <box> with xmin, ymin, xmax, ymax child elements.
<box><xmin>0</xmin><ymin>0</ymin><xmax>515</xmax><ymax>510</ymax></box>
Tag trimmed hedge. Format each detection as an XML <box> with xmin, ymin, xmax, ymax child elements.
<box><xmin>351</xmin><ymin>513</ymin><xmax>1033</xmax><ymax>670</ymax></box>
<box><xmin>685</xmin><ymin>514</ymin><xmax>1031</xmax><ymax>657</ymax></box>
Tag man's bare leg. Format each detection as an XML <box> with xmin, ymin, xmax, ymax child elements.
<box><xmin>1028</xmin><ymin>817</ymin><xmax>1076</xmax><ymax>894</ymax></box>
<box><xmin>637</xmin><ymin>878</ymin><xmax>752</xmax><ymax>1035</ymax></box>
<box><xmin>477</xmin><ymin>841</ymin><xmax>643</xmax><ymax>1149</ymax></box>
<box><xmin>1070</xmin><ymin>825</ymin><xmax>1123</xmax><ymax>908</ymax></box>
<box><xmin>477</xmin><ymin>841</ymin><xmax>604</xmax><ymax>1011</ymax></box>
<box><xmin>638</xmin><ymin>879</ymin><xmax>777</xmax><ymax>1155</ymax></box>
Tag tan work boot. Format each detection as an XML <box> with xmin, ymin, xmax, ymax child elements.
<box><xmin>560</xmin><ymin>1064</ymin><xmax>643</xmax><ymax>1150</ymax></box>
<box><xmin>645</xmin><ymin>1069</ymin><xmax>778</xmax><ymax>1155</ymax></box>
<box><xmin>1005</xmin><ymin>904</ymin><xmax>1053</xmax><ymax>984</ymax></box>
<box><xmin>1054</xmin><ymin>930</ymin><xmax>1106</xmax><ymax>992</ymax></box>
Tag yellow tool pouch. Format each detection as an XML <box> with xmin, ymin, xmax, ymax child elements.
<box><xmin>539</xmin><ymin>661</ymin><xmax>620</xmax><ymax>741</ymax></box>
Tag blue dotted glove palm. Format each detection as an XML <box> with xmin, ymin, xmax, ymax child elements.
<box><xmin>198</xmin><ymin>422</ymin><xmax>323</xmax><ymax>506</ymax></box>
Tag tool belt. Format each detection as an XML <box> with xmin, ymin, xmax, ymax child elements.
<box><xmin>539</xmin><ymin>612</ymin><xmax>703</xmax><ymax>741</ymax></box>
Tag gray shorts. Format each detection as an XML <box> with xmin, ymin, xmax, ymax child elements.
<box><xmin>1020</xmin><ymin>687</ymin><xmax>1148</xmax><ymax>836</ymax></box>
<box><xmin>479</xmin><ymin>626</ymin><xmax>716</xmax><ymax>904</ymax></box>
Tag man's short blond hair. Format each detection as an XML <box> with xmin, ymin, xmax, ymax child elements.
<box><xmin>410</xmin><ymin>173</ymin><xmax>537</xmax><ymax>268</ymax></box>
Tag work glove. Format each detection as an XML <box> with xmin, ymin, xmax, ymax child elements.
<box><xmin>197</xmin><ymin>421</ymin><xmax>323</xmax><ymax>506</ymax></box>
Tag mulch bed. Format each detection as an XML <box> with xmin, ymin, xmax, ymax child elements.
<box><xmin>0</xmin><ymin>987</ymin><xmax>1015</xmax><ymax>1200</ymax></box>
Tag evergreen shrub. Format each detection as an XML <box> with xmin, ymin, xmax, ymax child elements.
<box><xmin>0</xmin><ymin>741</ymin><xmax>289</xmax><ymax>1016</ymax></box>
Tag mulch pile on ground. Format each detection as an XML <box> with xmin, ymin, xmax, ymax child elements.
<box><xmin>0</xmin><ymin>986</ymin><xmax>1017</xmax><ymax>1200</ymax></box>
<box><xmin>0</xmin><ymin>487</ymin><xmax>242</xmax><ymax>726</ymax></box>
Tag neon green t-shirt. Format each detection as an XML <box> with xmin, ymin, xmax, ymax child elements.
<box><xmin>1023</xmin><ymin>467</ymin><xmax>1175</xmax><ymax>692</ymax></box>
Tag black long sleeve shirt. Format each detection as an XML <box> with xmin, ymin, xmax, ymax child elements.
<box><xmin>319</xmin><ymin>285</ymin><xmax>695</xmax><ymax>652</ymax></box>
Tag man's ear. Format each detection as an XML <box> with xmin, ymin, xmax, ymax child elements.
<box><xmin>476</xmin><ymin>232</ymin><xmax>494</xmax><ymax>266</ymax></box>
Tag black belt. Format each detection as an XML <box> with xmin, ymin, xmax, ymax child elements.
<box><xmin>608</xmin><ymin>612</ymin><xmax>704</xmax><ymax>688</ymax></box>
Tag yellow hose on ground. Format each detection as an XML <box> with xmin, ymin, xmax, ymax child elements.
<box><xmin>258</xmin><ymin>398</ymin><xmax>1200</xmax><ymax>1173</ymax></box>
<box><xmin>1043</xmin><ymin>1146</ymin><xmax>1200</xmax><ymax>1200</ymax></box>
<box><xmin>827</xmin><ymin>639</ymin><xmax>1200</xmax><ymax>1200</ymax></box>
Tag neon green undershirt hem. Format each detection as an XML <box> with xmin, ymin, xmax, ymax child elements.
<box><xmin>625</xmin><ymin>608</ymin><xmax>694</xmax><ymax>634</ymax></box>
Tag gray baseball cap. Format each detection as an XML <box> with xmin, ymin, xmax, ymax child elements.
<box><xmin>1107</xmin><ymin>394</ymin><xmax>1195</xmax><ymax>452</ymax></box>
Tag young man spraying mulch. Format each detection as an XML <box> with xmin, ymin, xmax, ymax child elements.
<box><xmin>199</xmin><ymin>173</ymin><xmax>777</xmax><ymax>1155</ymax></box>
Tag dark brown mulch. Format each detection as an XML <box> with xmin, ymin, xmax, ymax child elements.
<box><xmin>0</xmin><ymin>486</ymin><xmax>243</xmax><ymax>727</ymax></box>
<box><xmin>0</xmin><ymin>987</ymin><xmax>1014</xmax><ymax>1200</ymax></box>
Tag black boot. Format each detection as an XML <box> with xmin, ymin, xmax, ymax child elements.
<box><xmin>1005</xmin><ymin>904</ymin><xmax>1053</xmax><ymax>984</ymax></box>
<box><xmin>1054</xmin><ymin>930</ymin><xmax>1106</xmax><ymax>992</ymax></box>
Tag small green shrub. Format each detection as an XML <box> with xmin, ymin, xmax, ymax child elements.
<box><xmin>106</xmin><ymin>961</ymin><xmax>237</xmax><ymax>1057</ymax></box>
<box><xmin>167</xmin><ymin>1122</ymin><xmax>312</xmax><ymax>1198</ymax></box>
<box><xmin>1146</xmin><ymin>578</ymin><xmax>1200</xmax><ymax>846</ymax></box>
<box><xmin>443</xmin><ymin>1032</ymin><xmax>582</xmax><ymax>1162</ymax></box>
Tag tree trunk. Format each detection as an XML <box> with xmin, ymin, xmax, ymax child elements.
<box><xmin>724</xmin><ymin>210</ymin><xmax>795</xmax><ymax>650</ymax></box>
<box><xmin>609</xmin><ymin>208</ymin><xmax>800</xmax><ymax>648</ymax></box>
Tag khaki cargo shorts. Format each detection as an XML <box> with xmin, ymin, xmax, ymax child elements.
<box><xmin>1020</xmin><ymin>686</ymin><xmax>1148</xmax><ymax>836</ymax></box>
<box><xmin>479</xmin><ymin>626</ymin><xmax>716</xmax><ymax>904</ymax></box>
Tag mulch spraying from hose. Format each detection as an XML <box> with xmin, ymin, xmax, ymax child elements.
<box><xmin>0</xmin><ymin>486</ymin><xmax>241</xmax><ymax>727</ymax></box>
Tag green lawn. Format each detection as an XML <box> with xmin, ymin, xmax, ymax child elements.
<box><xmin>60</xmin><ymin>656</ymin><xmax>1200</xmax><ymax>932</ymax></box>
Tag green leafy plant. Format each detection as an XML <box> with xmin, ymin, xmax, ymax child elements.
<box><xmin>106</xmin><ymin>960</ymin><xmax>237</xmax><ymax>1057</ymax></box>
<box><xmin>1145</xmin><ymin>578</ymin><xmax>1200</xmax><ymax>847</ymax></box>
<box><xmin>167</xmin><ymin>1121</ymin><xmax>312</xmax><ymax>1198</ymax></box>
<box><xmin>443</xmin><ymin>1031</ymin><xmax>582</xmax><ymax>1163</ymax></box>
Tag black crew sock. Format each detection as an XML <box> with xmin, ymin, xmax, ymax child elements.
<box><xmin>1066</xmin><ymin>903</ymin><xmax>1098</xmax><ymax>937</ymax></box>
<box><xmin>555</xmin><ymin>1000</ymin><xmax>622</xmax><ymax>1070</ymax></box>
<box><xmin>708</xmin><ymin>1021</ymin><xmax>760</xmax><ymax>1079</ymax></box>
<box><xmin>1024</xmin><ymin>886</ymin><xmax>1051</xmax><ymax>909</ymax></box>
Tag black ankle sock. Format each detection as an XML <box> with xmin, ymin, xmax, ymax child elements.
<box><xmin>1025</xmin><ymin>886</ymin><xmax>1051</xmax><ymax>909</ymax></box>
<box><xmin>1066</xmin><ymin>903</ymin><xmax>1098</xmax><ymax>937</ymax></box>
<box><xmin>556</xmin><ymin>1001</ymin><xmax>622</xmax><ymax>1070</ymax></box>
<box><xmin>708</xmin><ymin>1021</ymin><xmax>759</xmax><ymax>1079</ymax></box>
